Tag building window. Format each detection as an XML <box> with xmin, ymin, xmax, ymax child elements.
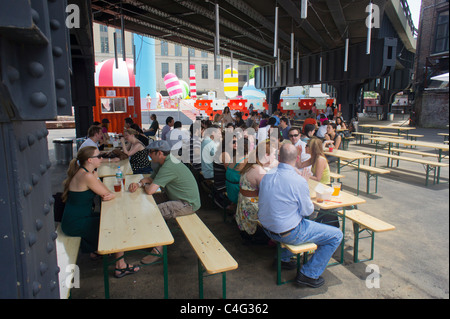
<box><xmin>201</xmin><ymin>51</ymin><xmax>208</xmax><ymax>58</ymax></box>
<box><xmin>100</xmin><ymin>25</ymin><xmax>109</xmax><ymax>53</ymax></box>
<box><xmin>175</xmin><ymin>45</ymin><xmax>182</xmax><ymax>56</ymax></box>
<box><xmin>161</xmin><ymin>41</ymin><xmax>169</xmax><ymax>56</ymax></box>
<box><xmin>175</xmin><ymin>63</ymin><xmax>183</xmax><ymax>79</ymax></box>
<box><xmin>188</xmin><ymin>48</ymin><xmax>195</xmax><ymax>57</ymax></box>
<box><xmin>161</xmin><ymin>63</ymin><xmax>169</xmax><ymax>78</ymax></box>
<box><xmin>214</xmin><ymin>64</ymin><xmax>220</xmax><ymax>79</ymax></box>
<box><xmin>434</xmin><ymin>11</ymin><xmax>449</xmax><ymax>53</ymax></box>
<box><xmin>114</xmin><ymin>29</ymin><xmax>123</xmax><ymax>55</ymax></box>
<box><xmin>201</xmin><ymin>64</ymin><xmax>208</xmax><ymax>79</ymax></box>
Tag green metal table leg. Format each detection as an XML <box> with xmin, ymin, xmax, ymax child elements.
<box><xmin>163</xmin><ymin>246</ymin><xmax>169</xmax><ymax>299</ymax></box>
<box><xmin>357</xmin><ymin>160</ymin><xmax>361</xmax><ymax>196</ymax></box>
<box><xmin>437</xmin><ymin>149</ymin><xmax>442</xmax><ymax>184</ymax></box>
<box><xmin>276</xmin><ymin>242</ymin><xmax>282</xmax><ymax>285</ymax></box>
<box><xmin>222</xmin><ymin>272</ymin><xmax>226</xmax><ymax>299</ymax></box>
<box><xmin>353</xmin><ymin>222</ymin><xmax>360</xmax><ymax>263</ymax></box>
<box><xmin>103</xmin><ymin>255</ymin><xmax>110</xmax><ymax>299</ymax></box>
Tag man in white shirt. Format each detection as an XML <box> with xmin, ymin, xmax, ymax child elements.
<box><xmin>168</xmin><ymin>121</ymin><xmax>190</xmax><ymax>158</ymax></box>
<box><xmin>287</xmin><ymin>127</ymin><xmax>311</xmax><ymax>171</ymax></box>
<box><xmin>79</xmin><ymin>125</ymin><xmax>119</xmax><ymax>163</ymax></box>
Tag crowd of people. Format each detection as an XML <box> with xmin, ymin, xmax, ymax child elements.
<box><xmin>62</xmin><ymin>107</ymin><xmax>351</xmax><ymax>287</ymax></box>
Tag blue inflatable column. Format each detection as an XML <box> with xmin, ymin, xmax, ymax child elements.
<box><xmin>133</xmin><ymin>34</ymin><xmax>156</xmax><ymax>107</ymax></box>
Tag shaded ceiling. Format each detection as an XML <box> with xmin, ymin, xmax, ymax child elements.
<box><xmin>91</xmin><ymin>0</ymin><xmax>388</xmax><ymax>66</ymax></box>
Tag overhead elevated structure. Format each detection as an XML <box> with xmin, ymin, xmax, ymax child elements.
<box><xmin>90</xmin><ymin>0</ymin><xmax>417</xmax><ymax>120</ymax></box>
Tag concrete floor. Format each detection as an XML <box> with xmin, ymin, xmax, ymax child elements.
<box><xmin>47</xmin><ymin>114</ymin><xmax>449</xmax><ymax>300</ymax></box>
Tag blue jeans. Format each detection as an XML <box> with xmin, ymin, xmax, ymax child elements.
<box><xmin>263</xmin><ymin>218</ymin><xmax>343</xmax><ymax>279</ymax></box>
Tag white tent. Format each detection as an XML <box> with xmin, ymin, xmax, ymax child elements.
<box><xmin>431</xmin><ymin>72</ymin><xmax>449</xmax><ymax>82</ymax></box>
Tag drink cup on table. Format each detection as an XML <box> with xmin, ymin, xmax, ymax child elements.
<box><xmin>332</xmin><ymin>182</ymin><xmax>341</xmax><ymax>196</ymax></box>
<box><xmin>329</xmin><ymin>146</ymin><xmax>333</xmax><ymax>152</ymax></box>
<box><xmin>114</xmin><ymin>180</ymin><xmax>122</xmax><ymax>192</ymax></box>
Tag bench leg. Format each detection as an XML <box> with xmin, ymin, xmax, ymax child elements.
<box><xmin>352</xmin><ymin>223</ymin><xmax>375</xmax><ymax>263</ymax></box>
<box><xmin>198</xmin><ymin>259</ymin><xmax>204</xmax><ymax>299</ymax></box>
<box><xmin>103</xmin><ymin>256</ymin><xmax>110</xmax><ymax>299</ymax></box>
<box><xmin>163</xmin><ymin>246</ymin><xmax>169</xmax><ymax>299</ymax></box>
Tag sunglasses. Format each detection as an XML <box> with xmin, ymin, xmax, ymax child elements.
<box><xmin>288</xmin><ymin>134</ymin><xmax>299</xmax><ymax>138</ymax></box>
<box><xmin>90</xmin><ymin>154</ymin><xmax>103</xmax><ymax>159</ymax></box>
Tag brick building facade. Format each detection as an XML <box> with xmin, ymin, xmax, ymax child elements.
<box><xmin>413</xmin><ymin>0</ymin><xmax>449</xmax><ymax>128</ymax></box>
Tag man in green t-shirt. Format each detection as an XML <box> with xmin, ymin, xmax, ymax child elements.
<box><xmin>128</xmin><ymin>140</ymin><xmax>201</xmax><ymax>264</ymax></box>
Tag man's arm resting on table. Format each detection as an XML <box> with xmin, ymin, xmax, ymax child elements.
<box><xmin>143</xmin><ymin>182</ymin><xmax>160</xmax><ymax>195</ymax></box>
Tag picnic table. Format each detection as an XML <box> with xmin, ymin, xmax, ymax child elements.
<box><xmin>323</xmin><ymin>149</ymin><xmax>371</xmax><ymax>195</ymax></box>
<box><xmin>369</xmin><ymin>137</ymin><xmax>449</xmax><ymax>184</ymax></box>
<box><xmin>98</xmin><ymin>174</ymin><xmax>174</xmax><ymax>298</ymax></box>
<box><xmin>358</xmin><ymin>124</ymin><xmax>416</xmax><ymax>139</ymax></box>
<box><xmin>307</xmin><ymin>179</ymin><xmax>366</xmax><ymax>264</ymax></box>
<box><xmin>97</xmin><ymin>158</ymin><xmax>133</xmax><ymax>178</ymax></box>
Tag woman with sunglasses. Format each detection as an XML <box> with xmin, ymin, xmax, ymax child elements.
<box><xmin>61</xmin><ymin>146</ymin><xmax>140</xmax><ymax>278</ymax></box>
<box><xmin>121</xmin><ymin>128</ymin><xmax>152</xmax><ymax>174</ymax></box>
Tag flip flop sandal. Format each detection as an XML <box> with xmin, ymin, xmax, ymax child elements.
<box><xmin>114</xmin><ymin>264</ymin><xmax>140</xmax><ymax>278</ymax></box>
<box><xmin>140</xmin><ymin>248</ymin><xmax>162</xmax><ymax>265</ymax></box>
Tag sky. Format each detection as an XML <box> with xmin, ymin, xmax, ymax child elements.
<box><xmin>407</xmin><ymin>0</ymin><xmax>422</xmax><ymax>29</ymax></box>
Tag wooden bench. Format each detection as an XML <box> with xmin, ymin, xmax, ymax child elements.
<box><xmin>275</xmin><ymin>242</ymin><xmax>317</xmax><ymax>285</ymax></box>
<box><xmin>384</xmin><ymin>148</ymin><xmax>449</xmax><ymax>160</ymax></box>
<box><xmin>337</xmin><ymin>209</ymin><xmax>395</xmax><ymax>263</ymax></box>
<box><xmin>176</xmin><ymin>213</ymin><xmax>238</xmax><ymax>299</ymax></box>
<box><xmin>356</xmin><ymin>150</ymin><xmax>449</xmax><ymax>186</ymax></box>
<box><xmin>341</xmin><ymin>160</ymin><xmax>390</xmax><ymax>194</ymax></box>
<box><xmin>55</xmin><ymin>223</ymin><xmax>81</xmax><ymax>299</ymax></box>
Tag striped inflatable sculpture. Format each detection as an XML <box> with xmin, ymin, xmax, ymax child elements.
<box><xmin>189</xmin><ymin>64</ymin><xmax>197</xmax><ymax>99</ymax></box>
<box><xmin>223</xmin><ymin>68</ymin><xmax>238</xmax><ymax>98</ymax></box>
<box><xmin>163</xmin><ymin>73</ymin><xmax>183</xmax><ymax>98</ymax></box>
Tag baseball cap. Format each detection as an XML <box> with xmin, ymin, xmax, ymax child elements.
<box><xmin>146</xmin><ymin>140</ymin><xmax>171</xmax><ymax>152</ymax></box>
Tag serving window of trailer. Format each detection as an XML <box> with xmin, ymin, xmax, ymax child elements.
<box><xmin>101</xmin><ymin>97</ymin><xmax>127</xmax><ymax>113</ymax></box>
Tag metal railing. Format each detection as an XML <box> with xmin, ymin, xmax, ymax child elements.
<box><xmin>399</xmin><ymin>0</ymin><xmax>419</xmax><ymax>37</ymax></box>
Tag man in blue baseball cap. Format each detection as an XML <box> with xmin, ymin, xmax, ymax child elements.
<box><xmin>128</xmin><ymin>139</ymin><xmax>201</xmax><ymax>265</ymax></box>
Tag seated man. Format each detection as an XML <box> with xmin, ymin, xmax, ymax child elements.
<box><xmin>258</xmin><ymin>143</ymin><xmax>343</xmax><ymax>288</ymax></box>
<box><xmin>128</xmin><ymin>140</ymin><xmax>201</xmax><ymax>264</ymax></box>
<box><xmin>79</xmin><ymin>125</ymin><xmax>119</xmax><ymax>163</ymax></box>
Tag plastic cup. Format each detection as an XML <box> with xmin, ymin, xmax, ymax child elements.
<box><xmin>332</xmin><ymin>182</ymin><xmax>341</xmax><ymax>196</ymax></box>
<box><xmin>114</xmin><ymin>181</ymin><xmax>122</xmax><ymax>192</ymax></box>
<box><xmin>122</xmin><ymin>177</ymin><xmax>126</xmax><ymax>186</ymax></box>
<box><xmin>329</xmin><ymin>147</ymin><xmax>333</xmax><ymax>152</ymax></box>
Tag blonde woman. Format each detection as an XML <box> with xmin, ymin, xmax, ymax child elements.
<box><xmin>297</xmin><ymin>137</ymin><xmax>331</xmax><ymax>185</ymax></box>
<box><xmin>120</xmin><ymin>128</ymin><xmax>152</xmax><ymax>174</ymax></box>
<box><xmin>61</xmin><ymin>146</ymin><xmax>140</xmax><ymax>278</ymax></box>
<box><xmin>235</xmin><ymin>140</ymin><xmax>277</xmax><ymax>244</ymax></box>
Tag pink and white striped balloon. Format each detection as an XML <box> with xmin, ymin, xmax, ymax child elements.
<box><xmin>189</xmin><ymin>64</ymin><xmax>197</xmax><ymax>99</ymax></box>
<box><xmin>95</xmin><ymin>58</ymin><xmax>135</xmax><ymax>87</ymax></box>
<box><xmin>163</xmin><ymin>73</ymin><xmax>183</xmax><ymax>98</ymax></box>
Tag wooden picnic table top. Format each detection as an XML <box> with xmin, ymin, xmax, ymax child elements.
<box><xmin>97</xmin><ymin>174</ymin><xmax>174</xmax><ymax>254</ymax></box>
<box><xmin>97</xmin><ymin>158</ymin><xmax>132</xmax><ymax>178</ymax></box>
<box><xmin>308</xmin><ymin>179</ymin><xmax>366</xmax><ymax>210</ymax></box>
<box><xmin>323</xmin><ymin>149</ymin><xmax>371</xmax><ymax>161</ymax></box>
<box><xmin>369</xmin><ymin>137</ymin><xmax>450</xmax><ymax>151</ymax></box>
<box><xmin>358</xmin><ymin>124</ymin><xmax>416</xmax><ymax>131</ymax></box>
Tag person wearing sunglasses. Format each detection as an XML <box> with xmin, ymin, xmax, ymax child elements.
<box><xmin>296</xmin><ymin>137</ymin><xmax>330</xmax><ymax>185</ymax></box>
<box><xmin>61</xmin><ymin>146</ymin><xmax>140</xmax><ymax>278</ymax></box>
<box><xmin>287</xmin><ymin>127</ymin><xmax>311</xmax><ymax>172</ymax></box>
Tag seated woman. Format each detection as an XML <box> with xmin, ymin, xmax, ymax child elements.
<box><xmin>61</xmin><ymin>146</ymin><xmax>140</xmax><ymax>278</ymax></box>
<box><xmin>296</xmin><ymin>138</ymin><xmax>339</xmax><ymax>227</ymax></box>
<box><xmin>335</xmin><ymin>117</ymin><xmax>347</xmax><ymax>131</ymax></box>
<box><xmin>120</xmin><ymin>128</ymin><xmax>152</xmax><ymax>174</ymax></box>
<box><xmin>297</xmin><ymin>137</ymin><xmax>330</xmax><ymax>185</ymax></box>
<box><xmin>235</xmin><ymin>140</ymin><xmax>277</xmax><ymax>244</ymax></box>
<box><xmin>224</xmin><ymin>136</ymin><xmax>249</xmax><ymax>206</ymax></box>
<box><xmin>323</xmin><ymin>122</ymin><xmax>341</xmax><ymax>163</ymax></box>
